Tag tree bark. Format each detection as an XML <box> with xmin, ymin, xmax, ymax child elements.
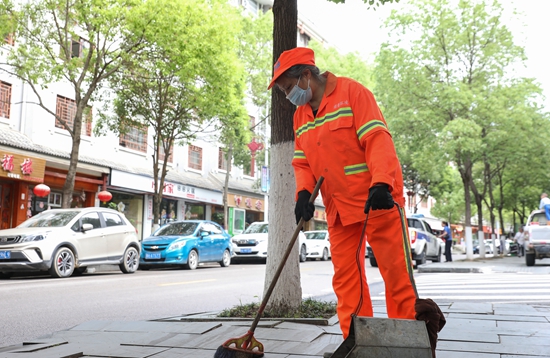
<box><xmin>264</xmin><ymin>0</ymin><xmax>301</xmax><ymax>311</ymax></box>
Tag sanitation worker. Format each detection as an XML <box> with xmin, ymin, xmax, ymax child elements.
<box><xmin>268</xmin><ymin>47</ymin><xmax>445</xmax><ymax>357</ymax></box>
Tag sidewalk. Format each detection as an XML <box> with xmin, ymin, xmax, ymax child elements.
<box><xmin>1</xmin><ymin>257</ymin><xmax>549</xmax><ymax>358</ymax></box>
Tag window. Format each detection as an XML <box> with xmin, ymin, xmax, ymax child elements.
<box><xmin>188</xmin><ymin>145</ymin><xmax>202</xmax><ymax>170</ymax></box>
<box><xmin>55</xmin><ymin>95</ymin><xmax>92</xmax><ymax>136</ymax></box>
<box><xmin>218</xmin><ymin>147</ymin><xmax>229</xmax><ymax>170</ymax></box>
<box><xmin>3</xmin><ymin>33</ymin><xmax>14</xmax><ymax>46</ymax></box>
<box><xmin>80</xmin><ymin>212</ymin><xmax>102</xmax><ymax>230</ymax></box>
<box><xmin>102</xmin><ymin>212</ymin><xmax>124</xmax><ymax>227</ymax></box>
<box><xmin>120</xmin><ymin>126</ymin><xmax>147</xmax><ymax>152</ymax></box>
<box><xmin>71</xmin><ymin>38</ymin><xmax>90</xmax><ymax>58</ymax></box>
<box><xmin>202</xmin><ymin>222</ymin><xmax>223</xmax><ymax>235</ymax></box>
<box><xmin>158</xmin><ymin>140</ymin><xmax>173</xmax><ymax>163</ymax></box>
<box><xmin>0</xmin><ymin>81</ymin><xmax>11</xmax><ymax>119</ymax></box>
<box><xmin>48</xmin><ymin>192</ymin><xmax>62</xmax><ymax>208</ymax></box>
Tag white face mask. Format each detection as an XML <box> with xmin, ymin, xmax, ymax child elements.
<box><xmin>286</xmin><ymin>76</ymin><xmax>312</xmax><ymax>106</ymax></box>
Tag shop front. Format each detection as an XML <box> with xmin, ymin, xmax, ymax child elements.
<box><xmin>42</xmin><ymin>167</ymin><xmax>103</xmax><ymax>210</ymax></box>
<box><xmin>110</xmin><ymin>169</ymin><xmax>223</xmax><ymax>239</ymax></box>
<box><xmin>310</xmin><ymin>206</ymin><xmax>328</xmax><ymax>231</ymax></box>
<box><xmin>0</xmin><ymin>150</ymin><xmax>46</xmax><ymax>228</ymax></box>
<box><xmin>226</xmin><ymin>193</ymin><xmax>265</xmax><ymax>236</ymax></box>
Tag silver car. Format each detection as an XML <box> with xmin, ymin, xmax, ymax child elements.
<box><xmin>0</xmin><ymin>208</ymin><xmax>140</xmax><ymax>278</ymax></box>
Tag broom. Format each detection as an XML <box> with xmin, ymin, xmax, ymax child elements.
<box><xmin>214</xmin><ymin>177</ymin><xmax>324</xmax><ymax>358</ymax></box>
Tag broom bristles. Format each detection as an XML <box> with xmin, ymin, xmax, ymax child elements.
<box><xmin>213</xmin><ymin>345</ymin><xmax>264</xmax><ymax>358</ymax></box>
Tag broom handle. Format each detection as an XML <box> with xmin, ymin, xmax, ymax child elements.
<box><xmin>248</xmin><ymin>176</ymin><xmax>324</xmax><ymax>334</ymax></box>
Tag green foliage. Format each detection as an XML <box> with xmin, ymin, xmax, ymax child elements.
<box><xmin>308</xmin><ymin>40</ymin><xmax>375</xmax><ymax>89</ymax></box>
<box><xmin>375</xmin><ymin>0</ymin><xmax>549</xmax><ymax>226</ymax></box>
<box><xmin>430</xmin><ymin>166</ymin><xmax>466</xmax><ymax>223</ymax></box>
<box><xmin>218</xmin><ymin>298</ymin><xmax>336</xmax><ymax>319</ymax></box>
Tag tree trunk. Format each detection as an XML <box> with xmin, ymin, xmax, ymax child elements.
<box><xmin>264</xmin><ymin>0</ymin><xmax>301</xmax><ymax>311</ymax></box>
<box><xmin>62</xmin><ymin>107</ymin><xmax>84</xmax><ymax>208</ymax></box>
<box><xmin>224</xmin><ymin>145</ymin><xmax>233</xmax><ymax>231</ymax></box>
<box><xmin>459</xmin><ymin>159</ymin><xmax>474</xmax><ymax>259</ymax></box>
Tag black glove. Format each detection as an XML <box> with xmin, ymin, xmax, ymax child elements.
<box><xmin>295</xmin><ymin>190</ymin><xmax>315</xmax><ymax>225</ymax></box>
<box><xmin>364</xmin><ymin>184</ymin><xmax>394</xmax><ymax>213</ymax></box>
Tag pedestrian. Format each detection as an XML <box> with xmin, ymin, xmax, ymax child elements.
<box><xmin>439</xmin><ymin>221</ymin><xmax>453</xmax><ymax>262</ymax></box>
<box><xmin>539</xmin><ymin>193</ymin><xmax>550</xmax><ymax>220</ymax></box>
<box><xmin>514</xmin><ymin>226</ymin><xmax>525</xmax><ymax>257</ymax></box>
<box><xmin>268</xmin><ymin>47</ymin><xmax>445</xmax><ymax>356</ymax></box>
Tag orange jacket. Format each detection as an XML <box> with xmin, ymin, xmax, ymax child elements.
<box><xmin>292</xmin><ymin>72</ymin><xmax>405</xmax><ymax>227</ymax></box>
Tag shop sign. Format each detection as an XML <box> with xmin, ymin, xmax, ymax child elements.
<box><xmin>229</xmin><ymin>194</ymin><xmax>264</xmax><ymax>212</ymax></box>
<box><xmin>0</xmin><ymin>151</ymin><xmax>45</xmax><ymax>183</ymax></box>
<box><xmin>110</xmin><ymin>169</ymin><xmax>222</xmax><ymax>204</ymax></box>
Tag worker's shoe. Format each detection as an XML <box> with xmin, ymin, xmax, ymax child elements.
<box><xmin>323</xmin><ymin>353</ymin><xmax>333</xmax><ymax>358</ymax></box>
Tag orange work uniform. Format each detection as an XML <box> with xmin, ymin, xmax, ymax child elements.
<box><xmin>292</xmin><ymin>72</ymin><xmax>417</xmax><ymax>338</ymax></box>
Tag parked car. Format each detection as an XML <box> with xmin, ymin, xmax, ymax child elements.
<box><xmin>304</xmin><ymin>230</ymin><xmax>330</xmax><ymax>261</ymax></box>
<box><xmin>231</xmin><ymin>222</ymin><xmax>307</xmax><ymax>263</ymax></box>
<box><xmin>524</xmin><ymin>210</ymin><xmax>550</xmax><ymax>266</ymax></box>
<box><xmin>0</xmin><ymin>208</ymin><xmax>140</xmax><ymax>279</ymax></box>
<box><xmin>473</xmin><ymin>238</ymin><xmax>512</xmax><ymax>255</ymax></box>
<box><xmin>140</xmin><ymin>220</ymin><xmax>232</xmax><ymax>270</ymax></box>
<box><xmin>367</xmin><ymin>216</ymin><xmax>442</xmax><ymax>268</ymax></box>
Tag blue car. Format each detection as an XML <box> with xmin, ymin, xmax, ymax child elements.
<box><xmin>139</xmin><ymin>220</ymin><xmax>232</xmax><ymax>270</ymax></box>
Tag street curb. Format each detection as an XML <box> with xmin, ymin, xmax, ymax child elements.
<box><xmin>417</xmin><ymin>266</ymin><xmax>484</xmax><ymax>273</ymax></box>
<box><xmin>154</xmin><ymin>312</ymin><xmax>340</xmax><ymax>326</ymax></box>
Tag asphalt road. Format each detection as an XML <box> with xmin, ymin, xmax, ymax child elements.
<box><xmin>0</xmin><ymin>259</ymin><xmax>384</xmax><ymax>347</ymax></box>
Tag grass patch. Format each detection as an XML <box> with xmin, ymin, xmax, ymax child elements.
<box><xmin>218</xmin><ymin>298</ymin><xmax>337</xmax><ymax>319</ymax></box>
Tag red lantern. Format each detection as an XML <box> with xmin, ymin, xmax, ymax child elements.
<box><xmin>33</xmin><ymin>184</ymin><xmax>51</xmax><ymax>198</ymax></box>
<box><xmin>98</xmin><ymin>190</ymin><xmax>112</xmax><ymax>203</ymax></box>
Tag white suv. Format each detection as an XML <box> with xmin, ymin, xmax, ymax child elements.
<box><xmin>0</xmin><ymin>208</ymin><xmax>140</xmax><ymax>278</ymax></box>
<box><xmin>231</xmin><ymin>222</ymin><xmax>307</xmax><ymax>263</ymax></box>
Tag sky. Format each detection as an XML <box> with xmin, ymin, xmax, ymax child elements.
<box><xmin>297</xmin><ymin>0</ymin><xmax>550</xmax><ymax>109</ymax></box>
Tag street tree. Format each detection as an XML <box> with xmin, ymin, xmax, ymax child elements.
<box><xmin>95</xmin><ymin>0</ymin><xmax>247</xmax><ymax>227</ymax></box>
<box><xmin>374</xmin><ymin>0</ymin><xmax>543</xmax><ymax>257</ymax></box>
<box><xmin>430</xmin><ymin>166</ymin><xmax>466</xmax><ymax>226</ymax></box>
<box><xmin>308</xmin><ymin>40</ymin><xmax>375</xmax><ymax>88</ymax></box>
<box><xmin>266</xmin><ymin>0</ymin><xmax>399</xmax><ymax>313</ymax></box>
<box><xmin>0</xmin><ymin>0</ymin><xmax>148</xmax><ymax>207</ymax></box>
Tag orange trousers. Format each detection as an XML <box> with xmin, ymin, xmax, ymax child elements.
<box><xmin>329</xmin><ymin>206</ymin><xmax>417</xmax><ymax>338</ymax></box>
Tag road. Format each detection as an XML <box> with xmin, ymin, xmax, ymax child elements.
<box><xmin>0</xmin><ymin>259</ymin><xmax>382</xmax><ymax>347</ymax></box>
<box><xmin>3</xmin><ymin>253</ymin><xmax>549</xmax><ymax>348</ymax></box>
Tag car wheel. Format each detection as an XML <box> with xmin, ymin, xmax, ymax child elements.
<box><xmin>433</xmin><ymin>248</ymin><xmax>442</xmax><ymax>263</ymax></box>
<box><xmin>299</xmin><ymin>244</ymin><xmax>307</xmax><ymax>262</ymax></box>
<box><xmin>219</xmin><ymin>249</ymin><xmax>231</xmax><ymax>267</ymax></box>
<box><xmin>49</xmin><ymin>247</ymin><xmax>75</xmax><ymax>278</ymax></box>
<box><xmin>525</xmin><ymin>253</ymin><xmax>536</xmax><ymax>266</ymax></box>
<box><xmin>185</xmin><ymin>250</ymin><xmax>199</xmax><ymax>270</ymax></box>
<box><xmin>415</xmin><ymin>248</ymin><xmax>427</xmax><ymax>267</ymax></box>
<box><xmin>119</xmin><ymin>246</ymin><xmax>139</xmax><ymax>274</ymax></box>
<box><xmin>369</xmin><ymin>255</ymin><xmax>378</xmax><ymax>267</ymax></box>
<box><xmin>321</xmin><ymin>248</ymin><xmax>329</xmax><ymax>261</ymax></box>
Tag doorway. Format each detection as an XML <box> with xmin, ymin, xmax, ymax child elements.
<box><xmin>0</xmin><ymin>181</ymin><xmax>13</xmax><ymax>229</ymax></box>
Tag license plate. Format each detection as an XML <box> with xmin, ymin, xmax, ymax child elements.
<box><xmin>240</xmin><ymin>248</ymin><xmax>251</xmax><ymax>253</ymax></box>
<box><xmin>146</xmin><ymin>252</ymin><xmax>161</xmax><ymax>259</ymax></box>
<box><xmin>0</xmin><ymin>251</ymin><xmax>11</xmax><ymax>259</ymax></box>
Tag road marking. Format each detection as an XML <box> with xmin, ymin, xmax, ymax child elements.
<box><xmin>159</xmin><ymin>279</ymin><xmax>216</xmax><ymax>287</ymax></box>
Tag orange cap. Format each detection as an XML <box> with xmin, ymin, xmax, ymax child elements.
<box><xmin>267</xmin><ymin>47</ymin><xmax>315</xmax><ymax>90</ymax></box>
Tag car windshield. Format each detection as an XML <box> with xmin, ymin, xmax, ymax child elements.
<box><xmin>305</xmin><ymin>232</ymin><xmax>325</xmax><ymax>240</ymax></box>
<box><xmin>530</xmin><ymin>212</ymin><xmax>548</xmax><ymax>225</ymax></box>
<box><xmin>18</xmin><ymin>210</ymin><xmax>79</xmax><ymax>228</ymax></box>
<box><xmin>154</xmin><ymin>222</ymin><xmax>198</xmax><ymax>236</ymax></box>
<box><xmin>244</xmin><ymin>223</ymin><xmax>268</xmax><ymax>234</ymax></box>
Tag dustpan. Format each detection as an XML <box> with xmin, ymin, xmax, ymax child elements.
<box><xmin>329</xmin><ymin>315</ymin><xmax>432</xmax><ymax>358</ymax></box>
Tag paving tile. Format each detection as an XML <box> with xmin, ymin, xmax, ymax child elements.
<box><xmin>447</xmin><ymin>302</ymin><xmax>493</xmax><ymax>314</ymax></box>
<box><xmin>441</xmin><ymin>317</ymin><xmax>497</xmax><ymax>330</ymax></box>
<box><xmin>502</xmin><ymin>356</ymin><xmax>550</xmax><ymax>358</ymax></box>
<box><xmin>438</xmin><ymin>329</ymin><xmax>499</xmax><ymax>343</ymax></box>
<box><xmin>437</xmin><ymin>340</ymin><xmax>550</xmax><ymax>356</ymax></box>
<box><xmin>448</xmin><ymin>313</ymin><xmax>548</xmax><ymax>322</ymax></box>
<box><xmin>500</xmin><ymin>335</ymin><xmax>550</xmax><ymax>347</ymax></box>
<box><xmin>436</xmin><ymin>350</ymin><xmax>499</xmax><ymax>358</ymax></box>
<box><xmin>90</xmin><ymin>321</ymin><xmax>222</xmax><ymax>335</ymax></box>
<box><xmin>497</xmin><ymin>321</ymin><xmax>550</xmax><ymax>335</ymax></box>
<box><xmin>122</xmin><ymin>333</ymin><xmax>196</xmax><ymax>348</ymax></box>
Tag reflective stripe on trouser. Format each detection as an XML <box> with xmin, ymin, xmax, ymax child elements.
<box><xmin>329</xmin><ymin>206</ymin><xmax>416</xmax><ymax>338</ymax></box>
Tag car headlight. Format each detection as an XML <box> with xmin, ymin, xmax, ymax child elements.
<box><xmin>168</xmin><ymin>241</ymin><xmax>186</xmax><ymax>250</ymax></box>
<box><xmin>19</xmin><ymin>233</ymin><xmax>48</xmax><ymax>242</ymax></box>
